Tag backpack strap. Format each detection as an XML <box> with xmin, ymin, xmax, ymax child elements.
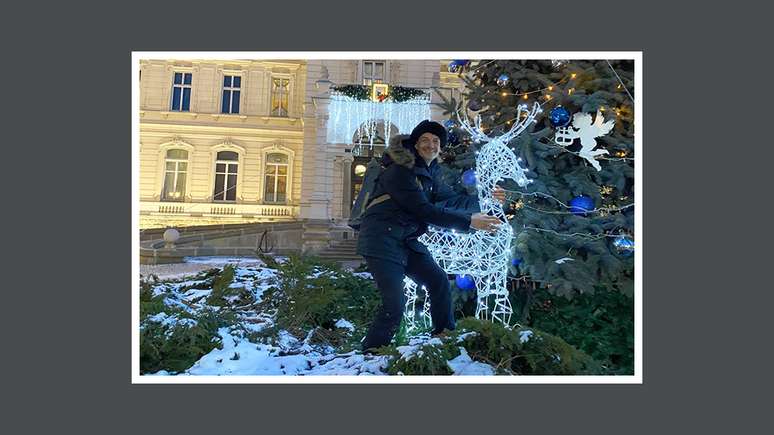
<box><xmin>365</xmin><ymin>176</ymin><xmax>423</xmax><ymax>210</ymax></box>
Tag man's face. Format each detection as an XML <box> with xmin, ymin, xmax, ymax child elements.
<box><xmin>415</xmin><ymin>132</ymin><xmax>441</xmax><ymax>163</ymax></box>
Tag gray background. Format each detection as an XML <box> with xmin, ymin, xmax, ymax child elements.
<box><xmin>3</xmin><ymin>1</ymin><xmax>769</xmax><ymax>433</ymax></box>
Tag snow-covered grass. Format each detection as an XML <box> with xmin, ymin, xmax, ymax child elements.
<box><xmin>140</xmin><ymin>255</ymin><xmax>603</xmax><ymax>376</ymax></box>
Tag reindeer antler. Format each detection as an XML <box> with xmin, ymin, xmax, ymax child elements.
<box><xmin>456</xmin><ymin>102</ymin><xmax>542</xmax><ymax>145</ymax></box>
<box><xmin>456</xmin><ymin>109</ymin><xmax>490</xmax><ymax>143</ymax></box>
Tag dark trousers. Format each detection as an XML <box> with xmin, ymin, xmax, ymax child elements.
<box><xmin>361</xmin><ymin>252</ymin><xmax>455</xmax><ymax>350</ymax></box>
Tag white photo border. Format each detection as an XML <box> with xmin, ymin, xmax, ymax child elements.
<box><xmin>132</xmin><ymin>51</ymin><xmax>643</xmax><ymax>384</ymax></box>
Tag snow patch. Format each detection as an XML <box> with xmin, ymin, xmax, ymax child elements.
<box><xmin>447</xmin><ymin>347</ymin><xmax>496</xmax><ymax>375</ymax></box>
<box><xmin>334</xmin><ymin>319</ymin><xmax>356</xmax><ymax>331</ymax></box>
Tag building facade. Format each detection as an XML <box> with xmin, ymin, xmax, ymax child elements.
<box><xmin>139</xmin><ymin>58</ymin><xmax>464</xmax><ymax>250</ymax></box>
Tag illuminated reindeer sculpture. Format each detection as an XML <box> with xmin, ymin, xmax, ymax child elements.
<box><xmin>403</xmin><ymin>103</ymin><xmax>542</xmax><ymax>333</ymax></box>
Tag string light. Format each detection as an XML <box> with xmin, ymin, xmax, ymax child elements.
<box><xmin>326</xmin><ymin>92</ymin><xmax>430</xmax><ymax>146</ymax></box>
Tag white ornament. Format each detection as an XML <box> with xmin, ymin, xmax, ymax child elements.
<box><xmin>326</xmin><ymin>92</ymin><xmax>431</xmax><ymax>147</ymax></box>
<box><xmin>403</xmin><ymin>103</ymin><xmax>541</xmax><ymax>333</ymax></box>
<box><xmin>553</xmin><ymin>109</ymin><xmax>615</xmax><ymax>171</ymax></box>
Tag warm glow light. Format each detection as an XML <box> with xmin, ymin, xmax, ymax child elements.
<box><xmin>571</xmin><ymin>73</ymin><xmax>577</xmax><ymax>79</ymax></box>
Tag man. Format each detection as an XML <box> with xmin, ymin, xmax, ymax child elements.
<box><xmin>356</xmin><ymin>120</ymin><xmax>506</xmax><ymax>352</ymax></box>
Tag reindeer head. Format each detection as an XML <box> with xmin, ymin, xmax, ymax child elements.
<box><xmin>457</xmin><ymin>103</ymin><xmax>540</xmax><ymax>189</ymax></box>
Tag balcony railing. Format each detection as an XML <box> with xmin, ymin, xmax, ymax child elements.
<box><xmin>140</xmin><ymin>200</ymin><xmax>297</xmax><ymax>219</ymax></box>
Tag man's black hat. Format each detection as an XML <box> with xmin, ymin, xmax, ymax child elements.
<box><xmin>404</xmin><ymin>120</ymin><xmax>448</xmax><ymax>149</ymax></box>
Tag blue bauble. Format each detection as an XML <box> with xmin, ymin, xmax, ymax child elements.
<box><xmin>443</xmin><ymin>119</ymin><xmax>457</xmax><ymax>130</ymax></box>
<box><xmin>462</xmin><ymin>169</ymin><xmax>477</xmax><ymax>186</ymax></box>
<box><xmin>447</xmin><ymin>130</ymin><xmax>460</xmax><ymax>145</ymax></box>
<box><xmin>455</xmin><ymin>274</ymin><xmax>475</xmax><ymax>291</ymax></box>
<box><xmin>496</xmin><ymin>73</ymin><xmax>510</xmax><ymax>87</ymax></box>
<box><xmin>549</xmin><ymin>106</ymin><xmax>571</xmax><ymax>127</ymax></box>
<box><xmin>569</xmin><ymin>195</ymin><xmax>595</xmax><ymax>215</ymax></box>
<box><xmin>612</xmin><ymin>235</ymin><xmax>635</xmax><ymax>256</ymax></box>
<box><xmin>511</xmin><ymin>258</ymin><xmax>522</xmax><ymax>266</ymax></box>
<box><xmin>448</xmin><ymin>60</ymin><xmax>467</xmax><ymax>73</ymax></box>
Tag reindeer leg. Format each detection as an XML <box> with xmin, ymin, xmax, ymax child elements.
<box><xmin>403</xmin><ymin>277</ymin><xmax>419</xmax><ymax>335</ymax></box>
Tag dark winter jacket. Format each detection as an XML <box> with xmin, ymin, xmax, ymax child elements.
<box><xmin>356</xmin><ymin>134</ymin><xmax>480</xmax><ymax>265</ymax></box>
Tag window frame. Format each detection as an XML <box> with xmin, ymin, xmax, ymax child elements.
<box><xmin>170</xmin><ymin>71</ymin><xmax>193</xmax><ymax>111</ymax></box>
<box><xmin>161</xmin><ymin>149</ymin><xmax>190</xmax><ymax>202</ymax></box>
<box><xmin>269</xmin><ymin>75</ymin><xmax>292</xmax><ymax>118</ymax></box>
<box><xmin>361</xmin><ymin>60</ymin><xmax>387</xmax><ymax>86</ymax></box>
<box><xmin>221</xmin><ymin>74</ymin><xmax>242</xmax><ymax>114</ymax></box>
<box><xmin>156</xmin><ymin>140</ymin><xmax>195</xmax><ymax>202</ymax></box>
<box><xmin>259</xmin><ymin>144</ymin><xmax>295</xmax><ymax>205</ymax></box>
<box><xmin>209</xmin><ymin>143</ymin><xmax>246</xmax><ymax>203</ymax></box>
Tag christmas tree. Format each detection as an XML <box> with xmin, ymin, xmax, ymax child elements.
<box><xmin>437</xmin><ymin>60</ymin><xmax>635</xmax><ymax>301</ymax></box>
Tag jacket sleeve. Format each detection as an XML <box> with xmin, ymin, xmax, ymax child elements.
<box><xmin>381</xmin><ymin>165</ymin><xmax>472</xmax><ymax>231</ymax></box>
<box><xmin>432</xmin><ymin>178</ymin><xmax>481</xmax><ymax>213</ymax></box>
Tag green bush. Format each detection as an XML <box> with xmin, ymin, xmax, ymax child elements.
<box><xmin>524</xmin><ymin>288</ymin><xmax>634</xmax><ymax>374</ymax></box>
<box><xmin>455</xmin><ymin>318</ymin><xmax>603</xmax><ymax>375</ymax></box>
<box><xmin>140</xmin><ymin>265</ymin><xmax>242</xmax><ymax>374</ymax></box>
<box><xmin>266</xmin><ymin>255</ymin><xmax>380</xmax><ymax>339</ymax></box>
<box><xmin>205</xmin><ymin>264</ymin><xmax>254</xmax><ymax>306</ymax></box>
<box><xmin>387</xmin><ymin>341</ymin><xmax>460</xmax><ymax>375</ymax></box>
<box><xmin>140</xmin><ymin>309</ymin><xmax>224</xmax><ymax>374</ymax></box>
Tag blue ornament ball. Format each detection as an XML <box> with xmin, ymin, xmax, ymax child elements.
<box><xmin>549</xmin><ymin>106</ymin><xmax>572</xmax><ymax>127</ymax></box>
<box><xmin>448</xmin><ymin>60</ymin><xmax>467</xmax><ymax>73</ymax></box>
<box><xmin>447</xmin><ymin>130</ymin><xmax>460</xmax><ymax>145</ymax></box>
<box><xmin>462</xmin><ymin>169</ymin><xmax>477</xmax><ymax>186</ymax></box>
<box><xmin>455</xmin><ymin>274</ymin><xmax>475</xmax><ymax>291</ymax></box>
<box><xmin>511</xmin><ymin>258</ymin><xmax>522</xmax><ymax>266</ymax></box>
<box><xmin>569</xmin><ymin>195</ymin><xmax>595</xmax><ymax>215</ymax></box>
<box><xmin>443</xmin><ymin>119</ymin><xmax>457</xmax><ymax>130</ymax></box>
<box><xmin>496</xmin><ymin>73</ymin><xmax>510</xmax><ymax>87</ymax></box>
<box><xmin>612</xmin><ymin>235</ymin><xmax>635</xmax><ymax>256</ymax></box>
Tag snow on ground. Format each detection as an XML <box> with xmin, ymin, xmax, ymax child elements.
<box><xmin>447</xmin><ymin>347</ymin><xmax>496</xmax><ymax>375</ymax></box>
<box><xmin>142</xmin><ymin>257</ymin><xmax>498</xmax><ymax>377</ymax></box>
<box><xmin>182</xmin><ymin>328</ymin><xmax>391</xmax><ymax>376</ymax></box>
<box><xmin>334</xmin><ymin>318</ymin><xmax>355</xmax><ymax>331</ymax></box>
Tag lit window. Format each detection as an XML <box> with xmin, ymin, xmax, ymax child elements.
<box><xmin>363</xmin><ymin>61</ymin><xmax>385</xmax><ymax>86</ymax></box>
<box><xmin>221</xmin><ymin>75</ymin><xmax>241</xmax><ymax>114</ymax></box>
<box><xmin>264</xmin><ymin>153</ymin><xmax>288</xmax><ymax>203</ymax></box>
<box><xmin>271</xmin><ymin>77</ymin><xmax>289</xmax><ymax>117</ymax></box>
<box><xmin>171</xmin><ymin>72</ymin><xmax>192</xmax><ymax>111</ymax></box>
<box><xmin>213</xmin><ymin>151</ymin><xmax>238</xmax><ymax>201</ymax></box>
<box><xmin>162</xmin><ymin>149</ymin><xmax>188</xmax><ymax>201</ymax></box>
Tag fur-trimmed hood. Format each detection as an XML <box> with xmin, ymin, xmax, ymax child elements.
<box><xmin>383</xmin><ymin>134</ymin><xmax>417</xmax><ymax>169</ymax></box>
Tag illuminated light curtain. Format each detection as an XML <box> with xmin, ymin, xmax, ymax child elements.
<box><xmin>326</xmin><ymin>93</ymin><xmax>431</xmax><ymax>147</ymax></box>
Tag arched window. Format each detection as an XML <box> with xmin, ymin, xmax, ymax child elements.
<box><xmin>213</xmin><ymin>151</ymin><xmax>239</xmax><ymax>201</ymax></box>
<box><xmin>162</xmin><ymin>149</ymin><xmax>188</xmax><ymax>201</ymax></box>
<box><xmin>264</xmin><ymin>153</ymin><xmax>288</xmax><ymax>203</ymax></box>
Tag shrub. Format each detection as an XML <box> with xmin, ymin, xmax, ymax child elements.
<box><xmin>387</xmin><ymin>341</ymin><xmax>460</xmax><ymax>375</ymax></box>
<box><xmin>266</xmin><ymin>255</ymin><xmax>380</xmax><ymax>339</ymax></box>
<box><xmin>524</xmin><ymin>288</ymin><xmax>634</xmax><ymax>374</ymax></box>
<box><xmin>455</xmin><ymin>318</ymin><xmax>603</xmax><ymax>375</ymax></box>
<box><xmin>140</xmin><ymin>309</ymin><xmax>224</xmax><ymax>374</ymax></box>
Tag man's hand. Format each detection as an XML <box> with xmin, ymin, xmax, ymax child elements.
<box><xmin>470</xmin><ymin>213</ymin><xmax>502</xmax><ymax>233</ymax></box>
<box><xmin>492</xmin><ymin>186</ymin><xmax>506</xmax><ymax>205</ymax></box>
